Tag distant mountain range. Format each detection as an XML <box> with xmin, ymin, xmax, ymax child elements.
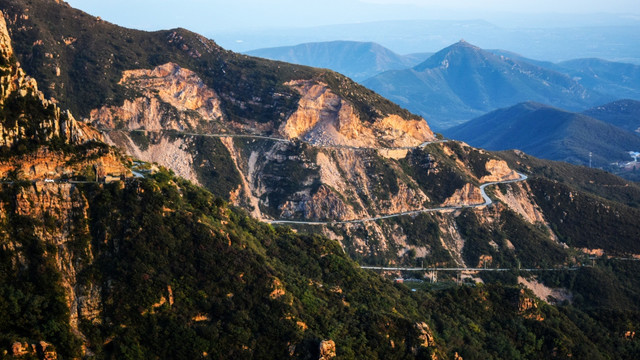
<box><xmin>488</xmin><ymin>50</ymin><xmax>640</xmax><ymax>101</ymax></box>
<box><xmin>246</xmin><ymin>41</ymin><xmax>431</xmax><ymax>81</ymax></box>
<box><xmin>246</xmin><ymin>42</ymin><xmax>640</xmax><ymax>131</ymax></box>
<box><xmin>444</xmin><ymin>101</ymin><xmax>640</xmax><ymax>168</ymax></box>
<box><xmin>364</xmin><ymin>41</ymin><xmax>611</xmax><ymax>130</ymax></box>
<box><xmin>219</xmin><ymin>19</ymin><xmax>640</xmax><ymax>65</ymax></box>
<box><xmin>583</xmin><ymin>99</ymin><xmax>640</xmax><ymax>134</ymax></box>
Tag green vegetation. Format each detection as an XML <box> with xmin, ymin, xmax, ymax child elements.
<box><xmin>4</xmin><ymin>0</ymin><xmax>422</xmax><ymax>132</ymax></box>
<box><xmin>399</xmin><ymin>146</ymin><xmax>468</xmax><ymax>204</ymax></box>
<box><xmin>188</xmin><ymin>135</ymin><xmax>242</xmax><ymax>199</ymax></box>
<box><xmin>456</xmin><ymin>208</ymin><xmax>568</xmax><ymax>269</ymax></box>
<box><xmin>259</xmin><ymin>142</ymin><xmax>321</xmax><ymax>218</ymax></box>
<box><xmin>527</xmin><ymin>178</ymin><xmax>640</xmax><ymax>254</ymax></box>
<box><xmin>5</xmin><ymin>174</ymin><xmax>638</xmax><ymax>358</ymax></box>
<box><xmin>366</xmin><ymin>153</ymin><xmax>400</xmax><ymax>201</ymax></box>
<box><xmin>74</xmin><ymin>177</ymin><xmax>441</xmax><ymax>359</ymax></box>
<box><xmin>0</xmin><ymin>186</ymin><xmax>82</xmax><ymax>358</ymax></box>
<box><xmin>128</xmin><ymin>130</ymin><xmax>151</xmax><ymax>151</ymax></box>
<box><xmin>498</xmin><ymin>150</ymin><xmax>640</xmax><ymax>208</ymax></box>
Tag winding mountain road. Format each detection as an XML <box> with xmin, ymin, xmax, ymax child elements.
<box><xmin>97</xmin><ymin>128</ymin><xmax>528</xmax><ymax>225</ymax></box>
<box><xmin>266</xmin><ymin>172</ymin><xmax>528</xmax><ymax>225</ymax></box>
<box><xmin>360</xmin><ymin>265</ymin><xmax>575</xmax><ymax>272</ymax></box>
<box><xmin>101</xmin><ymin>129</ymin><xmax>448</xmax><ymax>151</ymax></box>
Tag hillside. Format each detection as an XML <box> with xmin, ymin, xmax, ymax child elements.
<box><xmin>556</xmin><ymin>58</ymin><xmax>640</xmax><ymax>101</ymax></box>
<box><xmin>363</xmin><ymin>41</ymin><xmax>610</xmax><ymax>130</ymax></box>
<box><xmin>3</xmin><ymin>11</ymin><xmax>640</xmax><ymax>359</ymax></box>
<box><xmin>246</xmin><ymin>41</ymin><xmax>431</xmax><ymax>81</ymax></box>
<box><xmin>583</xmin><ymin>99</ymin><xmax>640</xmax><ymax>134</ymax></box>
<box><xmin>487</xmin><ymin>50</ymin><xmax>640</xmax><ymax>102</ymax></box>
<box><xmin>444</xmin><ymin>101</ymin><xmax>640</xmax><ymax>168</ymax></box>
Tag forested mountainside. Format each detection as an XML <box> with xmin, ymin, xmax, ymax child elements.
<box><xmin>1</xmin><ymin>1</ymin><xmax>640</xmax><ymax>359</ymax></box>
<box><xmin>445</xmin><ymin>101</ymin><xmax>640</xmax><ymax>168</ymax></box>
<box><xmin>583</xmin><ymin>99</ymin><xmax>640</xmax><ymax>135</ymax></box>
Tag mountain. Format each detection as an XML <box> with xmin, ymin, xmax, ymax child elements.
<box><xmin>0</xmin><ymin>29</ymin><xmax>448</xmax><ymax>358</ymax></box>
<box><xmin>363</xmin><ymin>41</ymin><xmax>608</xmax><ymax>130</ymax></box>
<box><xmin>215</xmin><ymin>19</ymin><xmax>640</xmax><ymax>64</ymax></box>
<box><xmin>555</xmin><ymin>58</ymin><xmax>640</xmax><ymax>101</ymax></box>
<box><xmin>583</xmin><ymin>99</ymin><xmax>640</xmax><ymax>134</ymax></box>
<box><xmin>245</xmin><ymin>41</ymin><xmax>432</xmax><ymax>81</ymax></box>
<box><xmin>445</xmin><ymin>101</ymin><xmax>640</xmax><ymax>167</ymax></box>
<box><xmin>3</xmin><ymin>1</ymin><xmax>640</xmax><ymax>358</ymax></box>
<box><xmin>487</xmin><ymin>51</ymin><xmax>640</xmax><ymax>101</ymax></box>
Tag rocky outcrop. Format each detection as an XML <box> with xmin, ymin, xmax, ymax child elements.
<box><xmin>283</xmin><ymin>80</ymin><xmax>434</xmax><ymax>148</ymax></box>
<box><xmin>17</xmin><ymin>183</ymin><xmax>100</xmax><ymax>325</ymax></box>
<box><xmin>297</xmin><ymin>185</ymin><xmax>354</xmax><ymax>220</ymax></box>
<box><xmin>518</xmin><ymin>276</ymin><xmax>572</xmax><ymax>305</ymax></box>
<box><xmin>104</xmin><ymin>131</ymin><xmax>197</xmax><ymax>184</ymax></box>
<box><xmin>10</xmin><ymin>341</ymin><xmax>58</xmax><ymax>360</ymax></box>
<box><xmin>479</xmin><ymin>159</ymin><xmax>520</xmax><ymax>183</ymax></box>
<box><xmin>318</xmin><ymin>339</ymin><xmax>336</xmax><ymax>360</ymax></box>
<box><xmin>90</xmin><ymin>63</ymin><xmax>224</xmax><ymax>132</ymax></box>
<box><xmin>493</xmin><ymin>182</ymin><xmax>547</xmax><ymax>224</ymax></box>
<box><xmin>441</xmin><ymin>183</ymin><xmax>483</xmax><ymax>207</ymax></box>
<box><xmin>518</xmin><ymin>289</ymin><xmax>544</xmax><ymax>321</ymax></box>
<box><xmin>0</xmin><ymin>147</ymin><xmax>128</xmax><ymax>181</ymax></box>
<box><xmin>416</xmin><ymin>322</ymin><xmax>435</xmax><ymax>348</ymax></box>
<box><xmin>0</xmin><ymin>11</ymin><xmax>99</xmax><ymax>149</ymax></box>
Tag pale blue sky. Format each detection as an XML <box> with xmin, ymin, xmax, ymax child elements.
<box><xmin>65</xmin><ymin>0</ymin><xmax>640</xmax><ymax>34</ymax></box>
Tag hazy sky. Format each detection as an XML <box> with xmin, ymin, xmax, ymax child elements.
<box><xmin>65</xmin><ymin>0</ymin><xmax>640</xmax><ymax>34</ymax></box>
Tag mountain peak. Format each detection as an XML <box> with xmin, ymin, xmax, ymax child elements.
<box><xmin>413</xmin><ymin>40</ymin><xmax>486</xmax><ymax>71</ymax></box>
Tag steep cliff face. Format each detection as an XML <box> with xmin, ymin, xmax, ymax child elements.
<box><xmin>282</xmin><ymin>80</ymin><xmax>434</xmax><ymax>148</ymax></box>
<box><xmin>0</xmin><ymin>13</ymin><xmax>100</xmax><ymax>149</ymax></box>
<box><xmin>90</xmin><ymin>62</ymin><xmax>225</xmax><ymax>132</ymax></box>
<box><xmin>0</xmin><ymin>13</ymin><xmax>125</xmax><ymax>353</ymax></box>
<box><xmin>10</xmin><ymin>182</ymin><xmax>101</xmax><ymax>328</ymax></box>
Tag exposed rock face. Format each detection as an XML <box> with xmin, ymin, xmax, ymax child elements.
<box><xmin>297</xmin><ymin>184</ymin><xmax>353</xmax><ymax>220</ymax></box>
<box><xmin>518</xmin><ymin>276</ymin><xmax>572</xmax><ymax>305</ymax></box>
<box><xmin>318</xmin><ymin>339</ymin><xmax>336</xmax><ymax>360</ymax></box>
<box><xmin>518</xmin><ymin>289</ymin><xmax>545</xmax><ymax>321</ymax></box>
<box><xmin>441</xmin><ymin>183</ymin><xmax>483</xmax><ymax>207</ymax></box>
<box><xmin>480</xmin><ymin>159</ymin><xmax>520</xmax><ymax>183</ymax></box>
<box><xmin>103</xmin><ymin>131</ymin><xmax>197</xmax><ymax>184</ymax></box>
<box><xmin>0</xmin><ymin>12</ymin><xmax>12</xmax><ymax>62</ymax></box>
<box><xmin>0</xmin><ymin>12</ymin><xmax>99</xmax><ymax>148</ymax></box>
<box><xmin>1</xmin><ymin>182</ymin><xmax>102</xmax><ymax>332</ymax></box>
<box><xmin>269</xmin><ymin>277</ymin><xmax>286</xmax><ymax>299</ymax></box>
<box><xmin>0</xmin><ymin>147</ymin><xmax>127</xmax><ymax>181</ymax></box>
<box><xmin>416</xmin><ymin>322</ymin><xmax>435</xmax><ymax>348</ymax></box>
<box><xmin>283</xmin><ymin>80</ymin><xmax>434</xmax><ymax>148</ymax></box>
<box><xmin>90</xmin><ymin>62</ymin><xmax>224</xmax><ymax>132</ymax></box>
<box><xmin>493</xmin><ymin>182</ymin><xmax>547</xmax><ymax>224</ymax></box>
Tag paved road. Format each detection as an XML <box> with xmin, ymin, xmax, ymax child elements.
<box><xmin>0</xmin><ymin>180</ymin><xmax>99</xmax><ymax>185</ymax></box>
<box><xmin>267</xmin><ymin>172</ymin><xmax>528</xmax><ymax>225</ymax></box>
<box><xmin>360</xmin><ymin>265</ymin><xmax>577</xmax><ymax>272</ymax></box>
<box><xmin>102</xmin><ymin>129</ymin><xmax>449</xmax><ymax>151</ymax></box>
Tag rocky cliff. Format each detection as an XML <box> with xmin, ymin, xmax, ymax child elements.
<box><xmin>0</xmin><ymin>13</ymin><xmax>99</xmax><ymax>150</ymax></box>
<box><xmin>282</xmin><ymin>79</ymin><xmax>434</xmax><ymax>147</ymax></box>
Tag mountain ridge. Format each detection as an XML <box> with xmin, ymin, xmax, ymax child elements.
<box><xmin>445</xmin><ymin>101</ymin><xmax>640</xmax><ymax>169</ymax></box>
<box><xmin>583</xmin><ymin>99</ymin><xmax>640</xmax><ymax>134</ymax></box>
<box><xmin>246</xmin><ymin>40</ymin><xmax>432</xmax><ymax>81</ymax></box>
<box><xmin>363</xmin><ymin>40</ymin><xmax>607</xmax><ymax>130</ymax></box>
